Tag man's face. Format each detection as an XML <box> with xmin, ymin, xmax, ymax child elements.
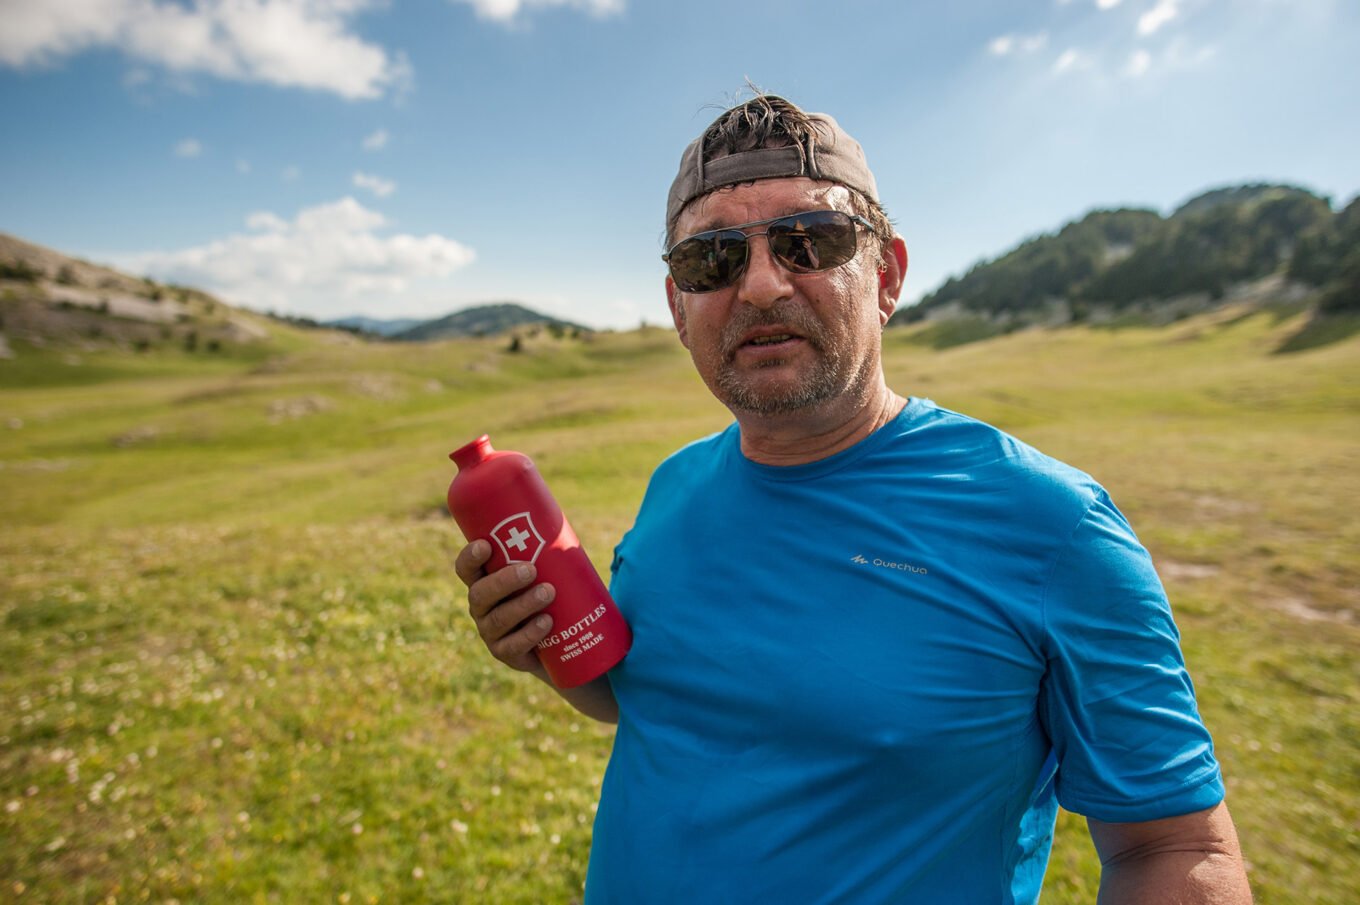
<box><xmin>666</xmin><ymin>177</ymin><xmax>896</xmax><ymax>418</ymax></box>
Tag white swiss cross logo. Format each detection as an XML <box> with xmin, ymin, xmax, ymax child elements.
<box><xmin>491</xmin><ymin>512</ymin><xmax>545</xmax><ymax>565</ymax></box>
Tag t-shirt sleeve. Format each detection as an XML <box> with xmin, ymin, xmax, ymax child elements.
<box><xmin>1037</xmin><ymin>490</ymin><xmax>1225</xmax><ymax>823</ymax></box>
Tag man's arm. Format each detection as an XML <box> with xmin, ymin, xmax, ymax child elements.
<box><xmin>1089</xmin><ymin>802</ymin><xmax>1252</xmax><ymax>904</ymax></box>
<box><xmin>454</xmin><ymin>539</ymin><xmax>619</xmax><ymax>724</ymax></box>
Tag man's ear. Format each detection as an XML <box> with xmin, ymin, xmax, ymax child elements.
<box><xmin>877</xmin><ymin>236</ymin><xmax>908</xmax><ymax>327</ymax></box>
<box><xmin>666</xmin><ymin>276</ymin><xmax>690</xmax><ymax>348</ymax></box>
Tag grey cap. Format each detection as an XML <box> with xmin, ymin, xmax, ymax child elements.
<box><xmin>666</xmin><ymin>102</ymin><xmax>880</xmax><ymax>232</ymax></box>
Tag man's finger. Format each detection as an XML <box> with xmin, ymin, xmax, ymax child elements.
<box><xmin>467</xmin><ymin>562</ymin><xmax>537</xmax><ymax>620</ymax></box>
<box><xmin>479</xmin><ymin>583</ymin><xmax>555</xmax><ymax>643</ymax></box>
<box><xmin>490</xmin><ymin>612</ymin><xmax>554</xmax><ymax>664</ymax></box>
<box><xmin>453</xmin><ymin>539</ymin><xmax>492</xmax><ymax>587</ymax></box>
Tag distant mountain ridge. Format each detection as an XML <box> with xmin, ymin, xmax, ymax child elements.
<box><xmin>390</xmin><ymin>302</ymin><xmax>589</xmax><ymax>341</ymax></box>
<box><xmin>325</xmin><ymin>315</ymin><xmax>425</xmax><ymax>337</ymax></box>
<box><xmin>894</xmin><ymin>183</ymin><xmax>1359</xmax><ymax>329</ymax></box>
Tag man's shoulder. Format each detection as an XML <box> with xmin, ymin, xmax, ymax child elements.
<box><xmin>896</xmin><ymin>399</ymin><xmax>1084</xmax><ymax>468</ymax></box>
<box><xmin>886</xmin><ymin>399</ymin><xmax>1105</xmax><ymax>515</ymax></box>
<box><xmin>649</xmin><ymin>423</ymin><xmax>737</xmax><ymax>485</ymax></box>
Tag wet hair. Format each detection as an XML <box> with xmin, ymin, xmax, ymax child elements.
<box><xmin>666</xmin><ymin>93</ymin><xmax>894</xmax><ymax>265</ymax></box>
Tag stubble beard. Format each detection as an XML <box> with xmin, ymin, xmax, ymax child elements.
<box><xmin>709</xmin><ymin>305</ymin><xmax>876</xmax><ymax>416</ymax></box>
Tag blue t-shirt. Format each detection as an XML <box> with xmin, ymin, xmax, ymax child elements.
<box><xmin>587</xmin><ymin>399</ymin><xmax>1223</xmax><ymax>904</ymax></box>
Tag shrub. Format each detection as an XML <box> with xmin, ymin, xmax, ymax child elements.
<box><xmin>0</xmin><ymin>260</ymin><xmax>41</xmax><ymax>282</ymax></box>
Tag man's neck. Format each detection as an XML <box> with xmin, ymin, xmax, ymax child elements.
<box><xmin>735</xmin><ymin>382</ymin><xmax>907</xmax><ymax>467</ymax></box>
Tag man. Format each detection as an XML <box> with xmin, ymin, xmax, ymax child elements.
<box><xmin>455</xmin><ymin>94</ymin><xmax>1252</xmax><ymax>903</ymax></box>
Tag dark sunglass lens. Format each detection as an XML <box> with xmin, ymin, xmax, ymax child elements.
<box><xmin>670</xmin><ymin>231</ymin><xmax>747</xmax><ymax>292</ymax></box>
<box><xmin>769</xmin><ymin>212</ymin><xmax>859</xmax><ymax>273</ymax></box>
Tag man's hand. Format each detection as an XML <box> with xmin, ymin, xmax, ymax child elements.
<box><xmin>1090</xmin><ymin>801</ymin><xmax>1252</xmax><ymax>904</ymax></box>
<box><xmin>454</xmin><ymin>539</ymin><xmax>556</xmax><ymax>675</ymax></box>
<box><xmin>452</xmin><ymin>539</ymin><xmax>620</xmax><ymax>724</ymax></box>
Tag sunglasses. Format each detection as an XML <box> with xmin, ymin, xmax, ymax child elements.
<box><xmin>663</xmin><ymin>209</ymin><xmax>877</xmax><ymax>293</ymax></box>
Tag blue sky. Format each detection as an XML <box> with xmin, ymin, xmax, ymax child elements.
<box><xmin>1</xmin><ymin>0</ymin><xmax>1356</xmax><ymax>330</ymax></box>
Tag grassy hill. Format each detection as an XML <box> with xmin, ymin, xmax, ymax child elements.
<box><xmin>1</xmin><ymin>309</ymin><xmax>1357</xmax><ymax>903</ymax></box>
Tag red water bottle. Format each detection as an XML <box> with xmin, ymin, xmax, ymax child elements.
<box><xmin>447</xmin><ymin>435</ymin><xmax>631</xmax><ymax>688</ymax></box>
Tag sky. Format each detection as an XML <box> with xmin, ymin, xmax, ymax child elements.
<box><xmin>0</xmin><ymin>0</ymin><xmax>1357</xmax><ymax>331</ymax></box>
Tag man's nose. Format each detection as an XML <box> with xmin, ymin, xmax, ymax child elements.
<box><xmin>736</xmin><ymin>234</ymin><xmax>793</xmax><ymax>309</ymax></box>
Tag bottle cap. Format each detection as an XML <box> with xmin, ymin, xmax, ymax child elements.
<box><xmin>449</xmin><ymin>435</ymin><xmax>493</xmax><ymax>470</ymax></box>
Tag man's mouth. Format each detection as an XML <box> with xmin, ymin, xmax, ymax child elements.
<box><xmin>745</xmin><ymin>333</ymin><xmax>797</xmax><ymax>347</ymax></box>
<box><xmin>722</xmin><ymin>311</ymin><xmax>820</xmax><ymax>360</ymax></box>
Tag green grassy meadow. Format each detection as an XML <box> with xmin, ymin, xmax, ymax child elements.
<box><xmin>1</xmin><ymin>307</ymin><xmax>1357</xmax><ymax>903</ymax></box>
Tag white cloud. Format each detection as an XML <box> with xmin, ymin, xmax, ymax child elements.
<box><xmin>1124</xmin><ymin>48</ymin><xmax>1152</xmax><ymax>76</ymax></box>
<box><xmin>245</xmin><ymin>211</ymin><xmax>289</xmax><ymax>232</ymax></box>
<box><xmin>0</xmin><ymin>0</ymin><xmax>408</xmax><ymax>101</ymax></box>
<box><xmin>174</xmin><ymin>138</ymin><xmax>203</xmax><ymax>158</ymax></box>
<box><xmin>449</xmin><ymin>0</ymin><xmax>624</xmax><ymax>25</ymax></box>
<box><xmin>1095</xmin><ymin>0</ymin><xmax>1122</xmax><ymax>9</ymax></box>
<box><xmin>1052</xmin><ymin>48</ymin><xmax>1093</xmax><ymax>74</ymax></box>
<box><xmin>123</xmin><ymin>197</ymin><xmax>476</xmax><ymax>318</ymax></box>
<box><xmin>1138</xmin><ymin>0</ymin><xmax>1181</xmax><ymax>35</ymax></box>
<box><xmin>989</xmin><ymin>32</ymin><xmax>1048</xmax><ymax>56</ymax></box>
<box><xmin>362</xmin><ymin>128</ymin><xmax>389</xmax><ymax>151</ymax></box>
<box><xmin>353</xmin><ymin>171</ymin><xmax>396</xmax><ymax>197</ymax></box>
<box><xmin>1163</xmin><ymin>36</ymin><xmax>1217</xmax><ymax>69</ymax></box>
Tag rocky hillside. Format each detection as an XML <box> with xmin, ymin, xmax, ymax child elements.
<box><xmin>0</xmin><ymin>233</ymin><xmax>270</xmax><ymax>357</ymax></box>
<box><xmin>0</xmin><ymin>232</ymin><xmax>594</xmax><ymax>362</ymax></box>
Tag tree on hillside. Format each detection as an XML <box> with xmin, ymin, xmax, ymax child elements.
<box><xmin>900</xmin><ymin>208</ymin><xmax>1162</xmax><ymax>321</ymax></box>
<box><xmin>892</xmin><ymin>184</ymin><xmax>1345</xmax><ymax>328</ymax></box>
<box><xmin>1314</xmin><ymin>197</ymin><xmax>1360</xmax><ymax>312</ymax></box>
<box><xmin>1083</xmin><ymin>191</ymin><xmax>1334</xmax><ymax>304</ymax></box>
<box><xmin>1171</xmin><ymin>183</ymin><xmax>1322</xmax><ymax>219</ymax></box>
<box><xmin>1290</xmin><ymin>196</ymin><xmax>1360</xmax><ymax>303</ymax></box>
